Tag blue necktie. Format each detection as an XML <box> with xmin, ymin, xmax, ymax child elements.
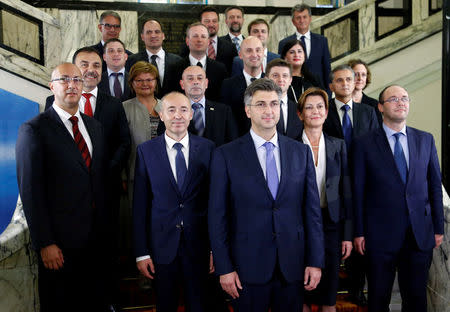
<box><xmin>300</xmin><ymin>35</ymin><xmax>307</xmax><ymax>56</ymax></box>
<box><xmin>232</xmin><ymin>37</ymin><xmax>240</xmax><ymax>53</ymax></box>
<box><xmin>264</xmin><ymin>142</ymin><xmax>279</xmax><ymax>200</ymax></box>
<box><xmin>192</xmin><ymin>103</ymin><xmax>205</xmax><ymax>136</ymax></box>
<box><xmin>173</xmin><ymin>143</ymin><xmax>187</xmax><ymax>190</ymax></box>
<box><xmin>341</xmin><ymin>104</ymin><xmax>353</xmax><ymax>150</ymax></box>
<box><xmin>393</xmin><ymin>133</ymin><xmax>408</xmax><ymax>184</ymax></box>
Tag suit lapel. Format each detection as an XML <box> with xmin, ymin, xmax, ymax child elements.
<box><xmin>276</xmin><ymin>136</ymin><xmax>288</xmax><ymax>201</ymax></box>
<box><xmin>180</xmin><ymin>136</ymin><xmax>199</xmax><ymax>195</ymax></box>
<box><xmin>324</xmin><ymin>135</ymin><xmax>336</xmax><ymax>181</ymax></box>
<box><xmin>93</xmin><ymin>93</ymin><xmax>103</xmax><ymax>120</ymax></box>
<box><xmin>157</xmin><ymin>135</ymin><xmax>180</xmax><ymax>195</ymax></box>
<box><xmin>406</xmin><ymin>127</ymin><xmax>417</xmax><ymax>185</ymax></box>
<box><xmin>81</xmin><ymin>114</ymin><xmax>100</xmax><ymax>171</ymax></box>
<box><xmin>374</xmin><ymin>129</ymin><xmax>405</xmax><ymax>185</ymax></box>
<box><xmin>327</xmin><ymin>99</ymin><xmax>343</xmax><ymax>137</ymax></box>
<box><xmin>352</xmin><ymin>103</ymin><xmax>361</xmax><ymax>137</ymax></box>
<box><xmin>204</xmin><ymin>100</ymin><xmax>214</xmax><ymax>138</ymax></box>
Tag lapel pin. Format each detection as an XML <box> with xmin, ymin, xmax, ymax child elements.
<box><xmin>210</xmin><ymin>107</ymin><xmax>214</xmax><ymax>111</ymax></box>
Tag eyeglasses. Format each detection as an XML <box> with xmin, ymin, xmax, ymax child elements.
<box><xmin>100</xmin><ymin>23</ymin><xmax>121</xmax><ymax>30</ymax></box>
<box><xmin>248</xmin><ymin>102</ymin><xmax>280</xmax><ymax>110</ymax></box>
<box><xmin>383</xmin><ymin>97</ymin><xmax>410</xmax><ymax>104</ymax></box>
<box><xmin>134</xmin><ymin>78</ymin><xmax>157</xmax><ymax>84</ymax></box>
<box><xmin>51</xmin><ymin>77</ymin><xmax>84</xmax><ymax>84</ymax></box>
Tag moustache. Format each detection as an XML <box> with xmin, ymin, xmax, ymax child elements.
<box><xmin>84</xmin><ymin>72</ymin><xmax>98</xmax><ymax>78</ymax></box>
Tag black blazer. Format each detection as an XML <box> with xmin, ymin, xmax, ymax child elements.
<box><xmin>16</xmin><ymin>107</ymin><xmax>108</xmax><ymax>250</ymax></box>
<box><xmin>176</xmin><ymin>57</ymin><xmax>227</xmax><ymax>102</ymax></box>
<box><xmin>158</xmin><ymin>99</ymin><xmax>239</xmax><ymax>147</ymax></box>
<box><xmin>125</xmin><ymin>50</ymin><xmax>183</xmax><ymax>98</ymax></box>
<box><xmin>45</xmin><ymin>91</ymin><xmax>131</xmax><ymax>177</ymax></box>
<box><xmin>277</xmin><ymin>98</ymin><xmax>303</xmax><ymax>140</ymax></box>
<box><xmin>90</xmin><ymin>41</ymin><xmax>133</xmax><ymax>73</ymax></box>
<box><xmin>179</xmin><ymin>36</ymin><xmax>238</xmax><ymax>76</ymax></box>
<box><xmin>98</xmin><ymin>71</ymin><xmax>133</xmax><ymax>102</ymax></box>
<box><xmin>220</xmin><ymin>73</ymin><xmax>249</xmax><ymax>136</ymax></box>
<box><xmin>323</xmin><ymin>99</ymin><xmax>379</xmax><ymax>142</ymax></box>
<box><xmin>361</xmin><ymin>92</ymin><xmax>383</xmax><ymax>127</ymax></box>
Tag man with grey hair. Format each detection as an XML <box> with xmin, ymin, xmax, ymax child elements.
<box><xmin>277</xmin><ymin>4</ymin><xmax>331</xmax><ymax>88</ymax></box>
<box><xmin>209</xmin><ymin>78</ymin><xmax>324</xmax><ymax>312</ymax></box>
<box><xmin>323</xmin><ymin>64</ymin><xmax>378</xmax><ymax>150</ymax></box>
<box><xmin>91</xmin><ymin>10</ymin><xmax>133</xmax><ymax>72</ymax></box>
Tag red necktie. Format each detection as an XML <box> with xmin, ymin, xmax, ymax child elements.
<box><xmin>69</xmin><ymin>116</ymin><xmax>91</xmax><ymax>170</ymax></box>
<box><xmin>208</xmin><ymin>39</ymin><xmax>216</xmax><ymax>59</ymax></box>
<box><xmin>82</xmin><ymin>93</ymin><xmax>93</xmax><ymax>117</ymax></box>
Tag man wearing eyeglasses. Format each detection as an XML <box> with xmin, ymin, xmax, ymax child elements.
<box><xmin>209</xmin><ymin>78</ymin><xmax>324</xmax><ymax>312</ymax></box>
<box><xmin>91</xmin><ymin>11</ymin><xmax>133</xmax><ymax>72</ymax></box>
<box><xmin>352</xmin><ymin>85</ymin><xmax>444</xmax><ymax>312</ymax></box>
<box><xmin>16</xmin><ymin>63</ymin><xmax>109</xmax><ymax>311</ymax></box>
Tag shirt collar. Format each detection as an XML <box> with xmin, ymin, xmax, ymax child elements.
<box><xmin>83</xmin><ymin>87</ymin><xmax>98</xmax><ymax>98</ymax></box>
<box><xmin>250</xmin><ymin>129</ymin><xmax>279</xmax><ymax>149</ymax></box>
<box><xmin>229</xmin><ymin>33</ymin><xmax>243</xmax><ymax>41</ymax></box>
<box><xmin>52</xmin><ymin>102</ymin><xmax>82</xmax><ymax>121</ymax></box>
<box><xmin>210</xmin><ymin>35</ymin><xmax>218</xmax><ymax>43</ymax></box>
<box><xmin>190</xmin><ymin>97</ymin><xmax>206</xmax><ymax>107</ymax></box>
<box><xmin>242</xmin><ymin>69</ymin><xmax>262</xmax><ymax>86</ymax></box>
<box><xmin>296</xmin><ymin>30</ymin><xmax>311</xmax><ymax>39</ymax></box>
<box><xmin>263</xmin><ymin>48</ymin><xmax>268</xmax><ymax>57</ymax></box>
<box><xmin>335</xmin><ymin>98</ymin><xmax>353</xmax><ymax>110</ymax></box>
<box><xmin>281</xmin><ymin>95</ymin><xmax>288</xmax><ymax>106</ymax></box>
<box><xmin>383</xmin><ymin>123</ymin><xmax>407</xmax><ymax>138</ymax></box>
<box><xmin>146</xmin><ymin>48</ymin><xmax>165</xmax><ymax>60</ymax></box>
<box><xmin>107</xmin><ymin>67</ymin><xmax>125</xmax><ymax>76</ymax></box>
<box><xmin>189</xmin><ymin>54</ymin><xmax>207</xmax><ymax>67</ymax></box>
<box><xmin>165</xmin><ymin>132</ymin><xmax>190</xmax><ymax>149</ymax></box>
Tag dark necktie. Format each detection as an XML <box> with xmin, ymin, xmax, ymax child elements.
<box><xmin>279</xmin><ymin>100</ymin><xmax>286</xmax><ymax>134</ymax></box>
<box><xmin>300</xmin><ymin>35</ymin><xmax>307</xmax><ymax>56</ymax></box>
<box><xmin>196</xmin><ymin>62</ymin><xmax>203</xmax><ymax>68</ymax></box>
<box><xmin>341</xmin><ymin>104</ymin><xmax>353</xmax><ymax>150</ymax></box>
<box><xmin>69</xmin><ymin>116</ymin><xmax>91</xmax><ymax>170</ymax></box>
<box><xmin>111</xmin><ymin>72</ymin><xmax>123</xmax><ymax>99</ymax></box>
<box><xmin>393</xmin><ymin>133</ymin><xmax>408</xmax><ymax>184</ymax></box>
<box><xmin>192</xmin><ymin>102</ymin><xmax>205</xmax><ymax>136</ymax></box>
<box><xmin>250</xmin><ymin>77</ymin><xmax>256</xmax><ymax>83</ymax></box>
<box><xmin>150</xmin><ymin>55</ymin><xmax>162</xmax><ymax>92</ymax></box>
<box><xmin>82</xmin><ymin>93</ymin><xmax>93</xmax><ymax>117</ymax></box>
<box><xmin>264</xmin><ymin>142</ymin><xmax>279</xmax><ymax>199</ymax></box>
<box><xmin>174</xmin><ymin>143</ymin><xmax>187</xmax><ymax>190</ymax></box>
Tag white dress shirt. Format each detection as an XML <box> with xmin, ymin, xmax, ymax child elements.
<box><xmin>52</xmin><ymin>103</ymin><xmax>93</xmax><ymax>156</ymax></box>
<box><xmin>302</xmin><ymin>131</ymin><xmax>327</xmax><ymax>208</ymax></box>
<box><xmin>296</xmin><ymin>30</ymin><xmax>311</xmax><ymax>58</ymax></box>
<box><xmin>250</xmin><ymin>129</ymin><xmax>281</xmax><ymax>181</ymax></box>
<box><xmin>262</xmin><ymin>48</ymin><xmax>268</xmax><ymax>73</ymax></box>
<box><xmin>280</xmin><ymin>95</ymin><xmax>288</xmax><ymax>132</ymax></box>
<box><xmin>146</xmin><ymin>48</ymin><xmax>166</xmax><ymax>86</ymax></box>
<box><xmin>136</xmin><ymin>132</ymin><xmax>190</xmax><ymax>263</ymax></box>
<box><xmin>243</xmin><ymin>70</ymin><xmax>262</xmax><ymax>87</ymax></box>
<box><xmin>189</xmin><ymin>54</ymin><xmax>207</xmax><ymax>69</ymax></box>
<box><xmin>107</xmin><ymin>67</ymin><xmax>125</xmax><ymax>97</ymax></box>
<box><xmin>79</xmin><ymin>87</ymin><xmax>98</xmax><ymax>115</ymax></box>
<box><xmin>335</xmin><ymin>98</ymin><xmax>354</xmax><ymax>126</ymax></box>
<box><xmin>383</xmin><ymin>123</ymin><xmax>409</xmax><ymax>168</ymax></box>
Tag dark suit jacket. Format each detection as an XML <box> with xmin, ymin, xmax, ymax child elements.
<box><xmin>361</xmin><ymin>92</ymin><xmax>383</xmax><ymax>127</ymax></box>
<box><xmin>278</xmin><ymin>33</ymin><xmax>331</xmax><ymax>88</ymax></box>
<box><xmin>16</xmin><ymin>107</ymin><xmax>108</xmax><ymax>251</ymax></box>
<box><xmin>179</xmin><ymin>37</ymin><xmax>238</xmax><ymax>76</ymax></box>
<box><xmin>125</xmin><ymin>50</ymin><xmax>182</xmax><ymax>98</ymax></box>
<box><xmin>158</xmin><ymin>99</ymin><xmax>239</xmax><ymax>147</ymax></box>
<box><xmin>176</xmin><ymin>57</ymin><xmax>227</xmax><ymax>102</ymax></box>
<box><xmin>208</xmin><ymin>133</ymin><xmax>324</xmax><ymax>284</ymax></box>
<box><xmin>277</xmin><ymin>98</ymin><xmax>303</xmax><ymax>140</ymax></box>
<box><xmin>323</xmin><ymin>99</ymin><xmax>379</xmax><ymax>144</ymax></box>
<box><xmin>45</xmin><ymin>91</ymin><xmax>131</xmax><ymax>178</ymax></box>
<box><xmin>98</xmin><ymin>70</ymin><xmax>133</xmax><ymax>102</ymax></box>
<box><xmin>133</xmin><ymin>134</ymin><xmax>215</xmax><ymax>264</ymax></box>
<box><xmin>91</xmin><ymin>41</ymin><xmax>133</xmax><ymax>73</ymax></box>
<box><xmin>352</xmin><ymin>127</ymin><xmax>444</xmax><ymax>252</ymax></box>
<box><xmin>230</xmin><ymin>51</ymin><xmax>280</xmax><ymax>77</ymax></box>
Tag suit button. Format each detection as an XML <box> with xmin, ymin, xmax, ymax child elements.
<box><xmin>272</xmin><ymin>232</ymin><xmax>277</xmax><ymax>237</ymax></box>
<box><xmin>176</xmin><ymin>224</ymin><xmax>182</xmax><ymax>229</ymax></box>
<box><xmin>179</xmin><ymin>204</ymin><xmax>184</xmax><ymax>208</ymax></box>
<box><xmin>273</xmin><ymin>206</ymin><xmax>278</xmax><ymax>211</ymax></box>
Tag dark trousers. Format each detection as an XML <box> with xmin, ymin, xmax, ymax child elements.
<box><xmin>232</xmin><ymin>263</ymin><xmax>303</xmax><ymax>312</ymax></box>
<box><xmin>154</xmin><ymin>233</ymin><xmax>209</xmax><ymax>312</ymax></box>
<box><xmin>346</xmin><ymin>250</ymin><xmax>367</xmax><ymax>293</ymax></box>
<box><xmin>38</xmin><ymin>248</ymin><xmax>107</xmax><ymax>312</ymax></box>
<box><xmin>367</xmin><ymin>228</ymin><xmax>433</xmax><ymax>312</ymax></box>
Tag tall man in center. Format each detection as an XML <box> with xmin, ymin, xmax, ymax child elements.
<box><xmin>209</xmin><ymin>78</ymin><xmax>325</xmax><ymax>312</ymax></box>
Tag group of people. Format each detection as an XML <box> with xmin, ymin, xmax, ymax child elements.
<box><xmin>15</xmin><ymin>3</ymin><xmax>444</xmax><ymax>312</ymax></box>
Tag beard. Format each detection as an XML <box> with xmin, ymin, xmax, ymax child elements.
<box><xmin>230</xmin><ymin>23</ymin><xmax>242</xmax><ymax>33</ymax></box>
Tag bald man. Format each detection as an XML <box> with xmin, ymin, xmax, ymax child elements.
<box><xmin>16</xmin><ymin>63</ymin><xmax>109</xmax><ymax>311</ymax></box>
<box><xmin>221</xmin><ymin>36</ymin><xmax>264</xmax><ymax>135</ymax></box>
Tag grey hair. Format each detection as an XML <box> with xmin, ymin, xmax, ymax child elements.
<box><xmin>330</xmin><ymin>64</ymin><xmax>355</xmax><ymax>82</ymax></box>
<box><xmin>291</xmin><ymin>4</ymin><xmax>311</xmax><ymax>17</ymax></box>
<box><xmin>243</xmin><ymin>78</ymin><xmax>282</xmax><ymax>106</ymax></box>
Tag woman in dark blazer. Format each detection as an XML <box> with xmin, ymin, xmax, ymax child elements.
<box><xmin>297</xmin><ymin>87</ymin><xmax>353</xmax><ymax>312</ymax></box>
<box><xmin>280</xmin><ymin>39</ymin><xmax>323</xmax><ymax>103</ymax></box>
<box><xmin>349</xmin><ymin>58</ymin><xmax>383</xmax><ymax>126</ymax></box>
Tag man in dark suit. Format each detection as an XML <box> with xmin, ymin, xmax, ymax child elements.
<box><xmin>17</xmin><ymin>63</ymin><xmax>109</xmax><ymax>311</ymax></box>
<box><xmin>179</xmin><ymin>7</ymin><xmax>237</xmax><ymax>75</ymax></box>
<box><xmin>176</xmin><ymin>22</ymin><xmax>227</xmax><ymax>102</ymax></box>
<box><xmin>133</xmin><ymin>92</ymin><xmax>215</xmax><ymax>312</ymax></box>
<box><xmin>126</xmin><ymin>19</ymin><xmax>182</xmax><ymax>98</ymax></box>
<box><xmin>209</xmin><ymin>78</ymin><xmax>324</xmax><ymax>312</ymax></box>
<box><xmin>221</xmin><ymin>36</ymin><xmax>264</xmax><ymax>135</ymax></box>
<box><xmin>91</xmin><ymin>11</ymin><xmax>133</xmax><ymax>72</ymax></box>
<box><xmin>98</xmin><ymin>38</ymin><xmax>133</xmax><ymax>101</ymax></box>
<box><xmin>352</xmin><ymin>85</ymin><xmax>444</xmax><ymax>312</ymax></box>
<box><xmin>231</xmin><ymin>19</ymin><xmax>280</xmax><ymax>77</ymax></box>
<box><xmin>277</xmin><ymin>4</ymin><xmax>331</xmax><ymax>89</ymax></box>
<box><xmin>323</xmin><ymin>65</ymin><xmax>379</xmax><ymax>150</ymax></box>
<box><xmin>220</xmin><ymin>6</ymin><xmax>245</xmax><ymax>52</ymax></box>
<box><xmin>266</xmin><ymin>58</ymin><xmax>303</xmax><ymax>140</ymax></box>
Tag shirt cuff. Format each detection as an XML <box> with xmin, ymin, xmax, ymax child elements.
<box><xmin>136</xmin><ymin>255</ymin><xmax>151</xmax><ymax>263</ymax></box>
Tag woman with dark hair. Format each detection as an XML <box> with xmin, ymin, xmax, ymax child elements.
<box><xmin>348</xmin><ymin>59</ymin><xmax>382</xmax><ymax>126</ymax></box>
<box><xmin>281</xmin><ymin>39</ymin><xmax>323</xmax><ymax>103</ymax></box>
<box><xmin>297</xmin><ymin>87</ymin><xmax>353</xmax><ymax>312</ymax></box>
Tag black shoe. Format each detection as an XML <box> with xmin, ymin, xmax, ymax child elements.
<box><xmin>349</xmin><ymin>290</ymin><xmax>368</xmax><ymax>306</ymax></box>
